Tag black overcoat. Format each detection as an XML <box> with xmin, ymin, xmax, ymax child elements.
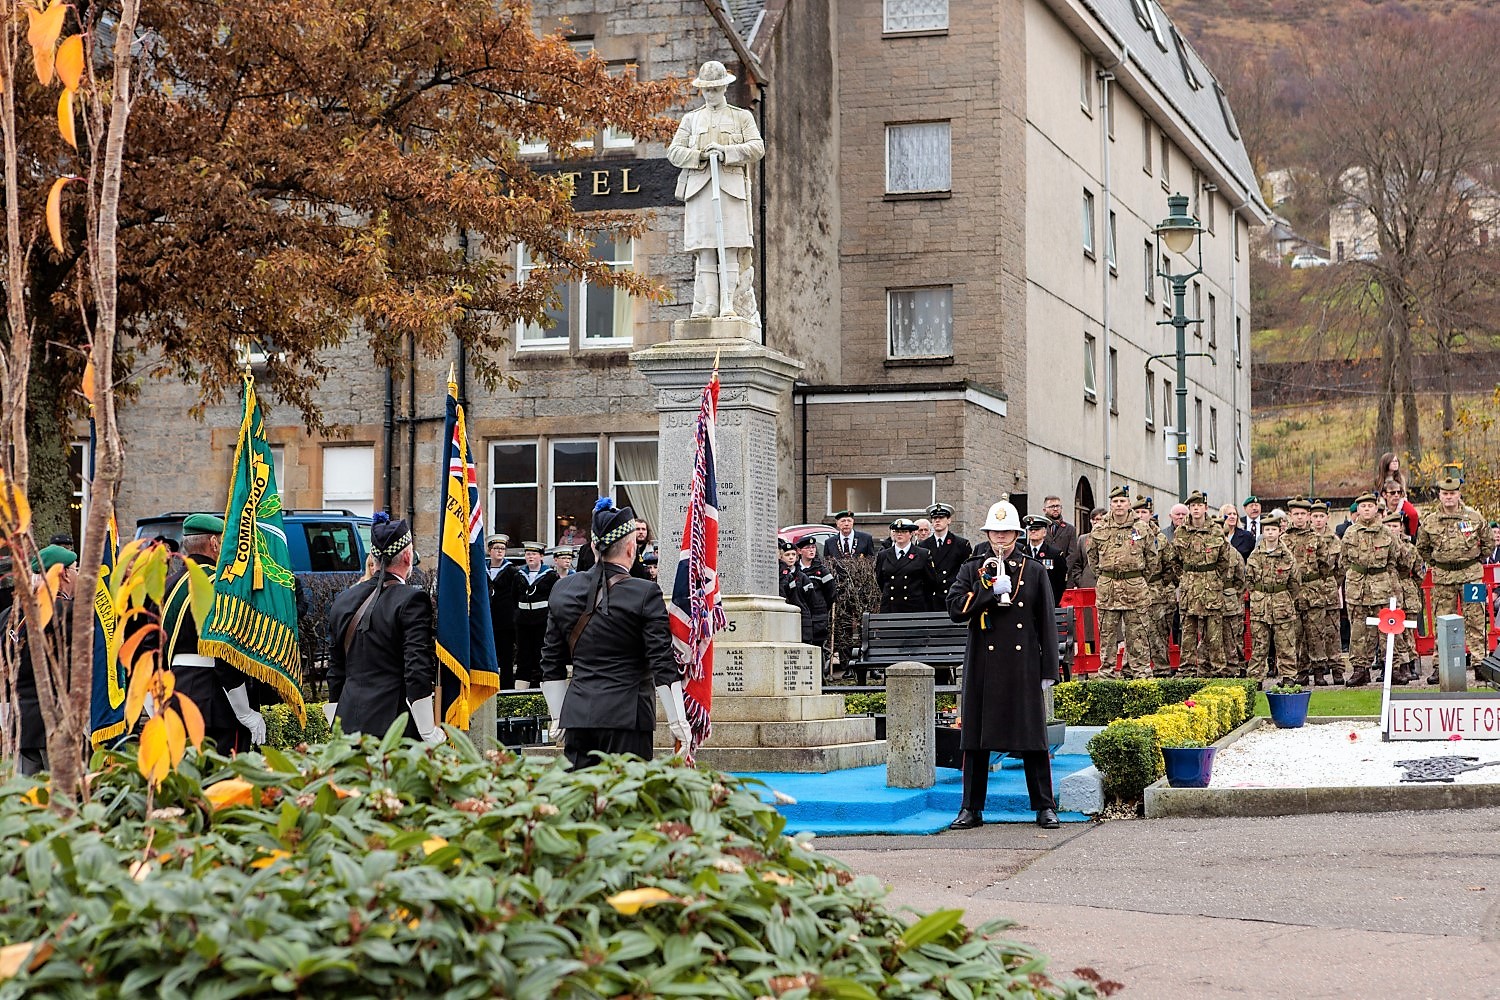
<box><xmin>947</xmin><ymin>551</ymin><xmax>1059</xmax><ymax>751</ymax></box>
<box><xmin>921</xmin><ymin>532</ymin><xmax>973</xmax><ymax>598</ymax></box>
<box><xmin>327</xmin><ymin>573</ymin><xmax>437</xmax><ymax>740</ymax></box>
<box><xmin>876</xmin><ymin>545</ymin><xmax>938</xmax><ymax>612</ymax></box>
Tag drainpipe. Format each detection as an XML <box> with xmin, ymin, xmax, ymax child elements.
<box><xmin>1097</xmin><ymin>67</ymin><xmax>1116</xmax><ymax>499</ymax></box>
<box><xmin>406</xmin><ymin>332</ymin><xmax>417</xmax><ymax>529</ymax></box>
<box><xmin>382</xmin><ymin>367</ymin><xmax>395</xmax><ymax>513</ymax></box>
<box><xmin>457</xmin><ymin>230</ymin><xmax>471</xmax><ymax>409</ymax></box>
<box><xmin>1230</xmin><ymin>201</ymin><xmax>1249</xmax><ymax>488</ymax></box>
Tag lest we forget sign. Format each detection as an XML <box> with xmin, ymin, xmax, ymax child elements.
<box><xmin>1387</xmin><ymin>693</ymin><xmax>1500</xmax><ymax>740</ymax></box>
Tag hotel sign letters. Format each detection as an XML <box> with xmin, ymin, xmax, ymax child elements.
<box><xmin>537</xmin><ymin>158</ymin><xmax>677</xmax><ymax>211</ymax></box>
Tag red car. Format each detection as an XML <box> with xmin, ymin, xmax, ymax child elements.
<box><xmin>778</xmin><ymin>523</ymin><xmax>837</xmax><ymax>550</ymax></box>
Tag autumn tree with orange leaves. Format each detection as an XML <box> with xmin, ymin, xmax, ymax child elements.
<box><xmin>1</xmin><ymin>0</ymin><xmax>684</xmax><ymax>804</ymax></box>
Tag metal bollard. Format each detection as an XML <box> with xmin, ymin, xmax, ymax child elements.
<box><xmin>1435</xmin><ymin>614</ymin><xmax>1468</xmax><ymax>693</ymax></box>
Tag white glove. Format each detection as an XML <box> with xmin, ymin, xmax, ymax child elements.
<box><xmin>656</xmin><ymin>681</ymin><xmax>693</xmax><ymax>748</ymax></box>
<box><xmin>143</xmin><ymin>692</ymin><xmax>157</xmax><ymax>719</ymax></box>
<box><xmin>1041</xmin><ymin>679</ymin><xmax>1054</xmax><ymax>691</ymax></box>
<box><xmin>540</xmin><ymin>679</ymin><xmax>569</xmax><ymax>747</ymax></box>
<box><xmin>991</xmin><ymin>573</ymin><xmax>1012</xmax><ymax>597</ymax></box>
<box><xmin>224</xmin><ymin>684</ymin><xmax>268</xmax><ymax>745</ymax></box>
<box><xmin>323</xmin><ymin>702</ymin><xmax>337</xmax><ymax>726</ymax></box>
<box><xmin>407</xmin><ymin>696</ymin><xmax>446</xmax><ymax>744</ymax></box>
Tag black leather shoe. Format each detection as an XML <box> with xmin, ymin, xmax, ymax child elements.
<box><xmin>1036</xmin><ymin>808</ymin><xmax>1060</xmax><ymax>829</ymax></box>
<box><xmin>948</xmin><ymin>809</ymin><xmax>983</xmax><ymax>830</ymax></box>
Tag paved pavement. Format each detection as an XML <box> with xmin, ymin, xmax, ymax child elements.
<box><xmin>818</xmin><ymin>808</ymin><xmax>1500</xmax><ymax>999</ymax></box>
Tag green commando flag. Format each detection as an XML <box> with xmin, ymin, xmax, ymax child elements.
<box><xmin>200</xmin><ymin>372</ymin><xmax>306</xmax><ymax>723</ymax></box>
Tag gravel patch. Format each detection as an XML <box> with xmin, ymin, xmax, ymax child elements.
<box><xmin>1211</xmin><ymin>722</ymin><xmax>1500</xmax><ymax>787</ymax></box>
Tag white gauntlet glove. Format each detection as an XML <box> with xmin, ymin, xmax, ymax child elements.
<box><xmin>407</xmin><ymin>696</ymin><xmax>446</xmax><ymax>744</ymax></box>
<box><xmin>991</xmin><ymin>573</ymin><xmax>1013</xmax><ymax>597</ymax></box>
<box><xmin>656</xmin><ymin>681</ymin><xmax>693</xmax><ymax>748</ymax></box>
<box><xmin>224</xmin><ymin>684</ymin><xmax>267</xmax><ymax>746</ymax></box>
<box><xmin>1041</xmin><ymin>679</ymin><xmax>1054</xmax><ymax>691</ymax></box>
<box><xmin>323</xmin><ymin>702</ymin><xmax>337</xmax><ymax>727</ymax></box>
<box><xmin>540</xmin><ymin>679</ymin><xmax>570</xmax><ymax>746</ymax></box>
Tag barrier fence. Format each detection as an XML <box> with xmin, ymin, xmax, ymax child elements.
<box><xmin>1059</xmin><ymin>564</ymin><xmax>1499</xmax><ymax>676</ymax></box>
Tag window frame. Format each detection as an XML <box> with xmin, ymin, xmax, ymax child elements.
<box><xmin>1082</xmin><ymin>189</ymin><xmax>1096</xmax><ymax>258</ymax></box>
<box><xmin>1207</xmin><ymin>292</ymin><xmax>1218</xmax><ymax>348</ymax></box>
<box><xmin>1143</xmin><ymin>240</ymin><xmax>1156</xmax><ymax>301</ymax></box>
<box><xmin>1107</xmin><ymin>346</ymin><xmax>1119</xmax><ymax>415</ymax></box>
<box><xmin>1080</xmin><ymin>50</ymin><xmax>1094</xmax><ymax>116</ymax></box>
<box><xmin>1193</xmin><ymin>397</ymin><xmax>1204</xmax><ymax>455</ymax></box>
<box><xmin>827</xmin><ymin>474</ymin><xmax>936</xmax><ymax>517</ymax></box>
<box><xmin>1163</xmin><ymin>379</ymin><xmax>1173</xmax><ymax>434</ymax></box>
<box><xmin>1145</xmin><ymin>369</ymin><xmax>1156</xmax><ymax>430</ymax></box>
<box><xmin>579</xmin><ymin>234</ymin><xmax>637</xmax><ymax>349</ymax></box>
<box><xmin>516</xmin><ymin>236</ymin><xmax>637</xmax><ymax>351</ymax></box>
<box><xmin>882</xmin><ymin>0</ymin><xmax>949</xmax><ymax>34</ymax></box>
<box><xmin>549</xmin><ymin>438</ymin><xmax>602</xmax><ymax>549</ymax></box>
<box><xmin>1192</xmin><ymin>281</ymin><xmax>1203</xmax><ymax>341</ymax></box>
<box><xmin>1142</xmin><ymin>116</ymin><xmax>1153</xmax><ymax>175</ymax></box>
<box><xmin>609</xmin><ymin>435</ymin><xmax>659</xmax><ymax>518</ymax></box>
<box><xmin>1209</xmin><ymin>405</ymin><xmax>1219</xmax><ymax>462</ymax></box>
<box><xmin>886</xmin><ymin>285</ymin><xmax>955</xmax><ymax>361</ymax></box>
<box><xmin>1160</xmin><ymin>134</ymin><xmax>1171</xmax><ymax>191</ymax></box>
<box><xmin>1083</xmin><ymin>332</ymin><xmax>1098</xmax><ymax>403</ymax></box>
<box><xmin>884</xmin><ymin>121</ymin><xmax>952</xmax><ymax>195</ymax></box>
<box><xmin>1106</xmin><ymin>211</ymin><xmax>1118</xmax><ymax>273</ymax></box>
<box><xmin>488</xmin><ymin>439</ymin><xmax>541</xmax><ymax>541</ymax></box>
<box><xmin>321</xmin><ymin>444</ymin><xmax>375</xmax><ymax>516</ymax></box>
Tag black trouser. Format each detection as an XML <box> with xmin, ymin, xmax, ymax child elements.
<box><xmin>564</xmin><ymin>727</ymin><xmax>653</xmax><ymax>771</ymax></box>
<box><xmin>515</xmin><ymin>628</ymin><xmax>545</xmax><ymax>685</ymax></box>
<box><xmin>204</xmin><ymin>723</ymin><xmax>252</xmax><ymax>757</ymax></box>
<box><xmin>960</xmin><ymin>749</ymin><xmax>1055</xmax><ymax>812</ymax></box>
<box><xmin>18</xmin><ymin>748</ymin><xmax>47</xmax><ymax>776</ymax></box>
<box><xmin>494</xmin><ymin>629</ymin><xmax>517</xmax><ymax>690</ymax></box>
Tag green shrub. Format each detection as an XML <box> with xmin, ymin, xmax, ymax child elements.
<box><xmin>494</xmin><ymin>693</ymin><xmax>549</xmax><ymax>717</ymax></box>
<box><xmin>1122</xmin><ymin>679</ymin><xmax>1163</xmax><ymax>718</ymax></box>
<box><xmin>841</xmin><ymin>692</ymin><xmax>958</xmax><ymax>716</ymax></box>
<box><xmin>263</xmin><ymin>701</ymin><xmax>334</xmax><ymax>750</ymax></box>
<box><xmin>1156</xmin><ymin>677</ymin><xmax>1206</xmax><ymax>705</ymax></box>
<box><xmin>1085</xmin><ymin>721</ymin><xmax>1158</xmax><ymax>799</ymax></box>
<box><xmin>1053</xmin><ymin>681</ymin><xmax>1089</xmax><ymax>725</ymax></box>
<box><xmin>0</xmin><ymin>730</ymin><xmax>1098</xmax><ymax>999</ymax></box>
<box><xmin>1081</xmin><ymin>682</ymin><xmax>1128</xmax><ymax>726</ymax></box>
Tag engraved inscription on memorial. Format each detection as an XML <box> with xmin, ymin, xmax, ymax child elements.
<box><xmin>781</xmin><ymin>647</ymin><xmax>816</xmax><ymax>693</ymax></box>
<box><xmin>722</xmin><ymin>648</ymin><xmax>746</xmax><ymax>694</ymax></box>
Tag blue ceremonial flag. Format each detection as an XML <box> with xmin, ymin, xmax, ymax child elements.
<box><xmin>86</xmin><ymin>411</ymin><xmax>126</xmax><ymax>749</ymax></box>
<box><xmin>435</xmin><ymin>377</ymin><xmax>499</xmax><ymax>729</ymax></box>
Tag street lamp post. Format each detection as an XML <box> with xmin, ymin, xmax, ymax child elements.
<box><xmin>1154</xmin><ymin>194</ymin><xmax>1206</xmax><ymax>503</ymax></box>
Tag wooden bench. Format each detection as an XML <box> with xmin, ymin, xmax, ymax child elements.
<box><xmin>847</xmin><ymin>607</ymin><xmax>1077</xmax><ymax>686</ymax></box>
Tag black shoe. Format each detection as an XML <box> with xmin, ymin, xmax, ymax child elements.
<box><xmin>949</xmin><ymin>809</ymin><xmax>983</xmax><ymax>830</ymax></box>
<box><xmin>1036</xmin><ymin>808</ymin><xmax>1060</xmax><ymax>829</ymax></box>
<box><xmin>1426</xmin><ymin>669</ymin><xmax>1439</xmax><ymax>685</ymax></box>
<box><xmin>1314</xmin><ymin>673</ymin><xmax>1331</xmax><ymax>687</ymax></box>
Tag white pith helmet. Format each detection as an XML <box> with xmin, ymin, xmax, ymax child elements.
<box><xmin>981</xmin><ymin>501</ymin><xmax>1022</xmax><ymax>532</ymax></box>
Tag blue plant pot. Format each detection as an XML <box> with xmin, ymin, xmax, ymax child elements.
<box><xmin>1162</xmin><ymin>746</ymin><xmax>1217</xmax><ymax>788</ymax></box>
<box><xmin>1266</xmin><ymin>690</ymin><xmax>1312</xmax><ymax>729</ymax></box>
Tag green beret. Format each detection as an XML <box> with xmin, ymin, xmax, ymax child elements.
<box><xmin>832</xmin><ymin>509</ymin><xmax>854</xmax><ymax>520</ymax></box>
<box><xmin>182</xmin><ymin>513</ymin><xmax>226</xmax><ymax>536</ymax></box>
<box><xmin>30</xmin><ymin>544</ymin><xmax>78</xmax><ymax>573</ymax></box>
<box><xmin>1242</xmin><ymin>495</ymin><xmax>1259</xmax><ymax>505</ymax></box>
<box><xmin>1436</xmin><ymin>476</ymin><xmax>1463</xmax><ymax>491</ymax></box>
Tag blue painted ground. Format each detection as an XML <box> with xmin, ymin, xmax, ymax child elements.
<box><xmin>733</xmin><ymin>754</ymin><xmax>1093</xmax><ymax>836</ymax></box>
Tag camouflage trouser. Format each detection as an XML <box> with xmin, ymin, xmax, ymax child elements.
<box><xmin>1250</xmin><ymin>618</ymin><xmax>1299</xmax><ymax>680</ymax></box>
<box><xmin>1223</xmin><ymin>610</ymin><xmax>1246</xmax><ymax>675</ymax></box>
<box><xmin>1433</xmin><ymin>582</ymin><xmax>1488</xmax><ymax>658</ymax></box>
<box><xmin>1298</xmin><ymin>606</ymin><xmax>1342</xmax><ymax>676</ymax></box>
<box><xmin>1149</xmin><ymin>602</ymin><xmax>1174</xmax><ymax>674</ymax></box>
<box><xmin>1179</xmin><ymin>613</ymin><xmax>1225</xmax><ymax>676</ymax></box>
<box><xmin>1348</xmin><ymin>604</ymin><xmax>1388</xmax><ymax>674</ymax></box>
<box><xmin>1099</xmin><ymin>608</ymin><xmax>1153</xmax><ymax>679</ymax></box>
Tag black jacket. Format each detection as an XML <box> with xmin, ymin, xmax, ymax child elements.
<box><xmin>1020</xmin><ymin>540</ymin><xmax>1070</xmax><ymax>606</ymax></box>
<box><xmin>487</xmin><ymin>562</ymin><xmax>521</xmax><ymax>634</ymax></box>
<box><xmin>540</xmin><ymin>562</ymin><xmax>681</xmax><ymax>732</ymax></box>
<box><xmin>947</xmin><ymin>552</ymin><xmax>1058</xmax><ymax>751</ymax></box>
<box><xmin>327</xmin><ymin>573</ymin><xmax>437</xmax><ymax>740</ymax></box>
<box><xmin>516</xmin><ymin>567</ymin><xmax>557</xmax><ymax>632</ymax></box>
<box><xmin>789</xmin><ymin>558</ymin><xmax>834</xmax><ymax>640</ymax></box>
<box><xmin>1228</xmin><ymin>527</ymin><xmax>1256</xmax><ymax>561</ymax></box>
<box><xmin>875</xmin><ymin>544</ymin><xmax>938</xmax><ymax>613</ymax></box>
<box><xmin>823</xmin><ymin>531</ymin><xmax>875</xmax><ymax>561</ymax></box>
<box><xmin>921</xmin><ymin>532</ymin><xmax>974</xmax><ymax>599</ymax></box>
<box><xmin>11</xmin><ymin>602</ymin><xmax>73</xmax><ymax>751</ymax></box>
<box><xmin>163</xmin><ymin>554</ymin><xmax>249</xmax><ymax>737</ymax></box>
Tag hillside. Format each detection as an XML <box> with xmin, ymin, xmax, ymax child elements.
<box><xmin>1161</xmin><ymin>0</ymin><xmax>1497</xmax><ymax>51</ymax></box>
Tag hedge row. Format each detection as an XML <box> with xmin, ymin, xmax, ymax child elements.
<box><xmin>842</xmin><ymin>692</ymin><xmax>958</xmax><ymax>716</ymax></box>
<box><xmin>1051</xmin><ymin>677</ymin><xmax>1259</xmax><ymax>727</ymax></box>
<box><xmin>264</xmin><ymin>695</ymin><xmax>555</xmax><ymax>751</ymax></box>
<box><xmin>1085</xmin><ymin>683</ymin><xmax>1253</xmax><ymax>800</ymax></box>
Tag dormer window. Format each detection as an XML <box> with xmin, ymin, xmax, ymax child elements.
<box><xmin>1132</xmin><ymin>0</ymin><xmax>1167</xmax><ymax>51</ymax></box>
<box><xmin>1172</xmin><ymin>28</ymin><xmax>1202</xmax><ymax>90</ymax></box>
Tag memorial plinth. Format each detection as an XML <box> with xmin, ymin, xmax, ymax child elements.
<box><xmin>632</xmin><ymin>321</ymin><xmax>885</xmax><ymax>772</ymax></box>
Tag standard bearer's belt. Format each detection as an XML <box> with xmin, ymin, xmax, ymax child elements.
<box><xmin>1432</xmin><ymin>559</ymin><xmax>1480</xmax><ymax>572</ymax></box>
<box><xmin>1100</xmin><ymin>569</ymin><xmax>1145</xmax><ymax>580</ymax></box>
<box><xmin>518</xmin><ymin>601</ymin><xmax>549</xmax><ymax>611</ymax></box>
<box><xmin>1256</xmin><ymin>584</ymin><xmax>1289</xmax><ymax>595</ymax></box>
<box><xmin>172</xmin><ymin>654</ymin><xmax>215</xmax><ymax>669</ymax></box>
<box><xmin>1183</xmin><ymin>563</ymin><xmax>1218</xmax><ymax>572</ymax></box>
<box><xmin>1350</xmin><ymin>565</ymin><xmax>1387</xmax><ymax>575</ymax></box>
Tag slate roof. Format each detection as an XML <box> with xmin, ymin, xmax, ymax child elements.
<box><xmin>723</xmin><ymin>0</ymin><xmax>767</xmax><ymax>43</ymax></box>
<box><xmin>1069</xmin><ymin>0</ymin><xmax>1270</xmax><ymax>221</ymax></box>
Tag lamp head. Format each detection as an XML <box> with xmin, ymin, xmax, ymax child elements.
<box><xmin>1155</xmin><ymin>193</ymin><xmax>1202</xmax><ymax>255</ymax></box>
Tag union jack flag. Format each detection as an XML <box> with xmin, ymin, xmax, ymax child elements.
<box><xmin>668</xmin><ymin>368</ymin><xmax>726</xmax><ymax>763</ymax></box>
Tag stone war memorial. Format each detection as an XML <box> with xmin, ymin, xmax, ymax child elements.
<box><xmin>635</xmin><ymin>61</ymin><xmax>881</xmax><ymax>773</ymax></box>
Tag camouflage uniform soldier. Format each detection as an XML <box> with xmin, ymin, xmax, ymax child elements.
<box><xmin>1342</xmin><ymin>493</ymin><xmax>1402</xmax><ymax>687</ymax></box>
<box><xmin>1171</xmin><ymin>491</ymin><xmax>1239</xmax><ymax>677</ymax></box>
<box><xmin>1087</xmin><ymin>485</ymin><xmax>1159</xmax><ymax>679</ymax></box>
<box><xmin>1135</xmin><ymin>497</ymin><xmax>1176</xmax><ymax>676</ymax></box>
<box><xmin>1281</xmin><ymin>497</ymin><xmax>1323</xmax><ymax>684</ymax></box>
<box><xmin>1306</xmin><ymin>500</ymin><xmax>1345</xmax><ymax>683</ymax></box>
<box><xmin>1385</xmin><ymin>512</ymin><xmax>1423</xmax><ymax>684</ymax></box>
<box><xmin>1246</xmin><ymin>514</ymin><xmax>1301</xmax><ymax>686</ymax></box>
<box><xmin>1415</xmin><ymin>476</ymin><xmax>1488</xmax><ymax>683</ymax></box>
<box><xmin>1221</xmin><ymin>525</ymin><xmax>1249</xmax><ymax>677</ymax></box>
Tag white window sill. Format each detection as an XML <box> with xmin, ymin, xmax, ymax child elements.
<box><xmin>516</xmin><ymin>340</ymin><xmax>569</xmax><ymax>353</ymax></box>
<box><xmin>581</xmin><ymin>338</ymin><xmax>635</xmax><ymax>350</ymax></box>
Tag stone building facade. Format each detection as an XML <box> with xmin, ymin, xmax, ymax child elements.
<box><xmin>109</xmin><ymin>0</ymin><xmax>1266</xmax><ymax>557</ymax></box>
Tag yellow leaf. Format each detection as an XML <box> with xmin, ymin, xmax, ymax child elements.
<box><xmin>20</xmin><ymin>785</ymin><xmax>48</xmax><ymax>807</ymax></box>
<box><xmin>163</xmin><ymin>707</ymin><xmax>187</xmax><ymax>770</ymax></box>
<box><xmin>81</xmin><ymin>357</ymin><xmax>95</xmax><ymax>406</ymax></box>
<box><xmin>57</xmin><ymin>88</ymin><xmax>75</xmax><ymax>149</ymax></box>
<box><xmin>25</xmin><ymin>2</ymin><xmax>65</xmax><ymax>86</ymax></box>
<box><xmin>127</xmin><ymin>859</ymin><xmax>153</xmax><ymax>881</ymax></box>
<box><xmin>421</xmin><ymin>836</ymin><xmax>448</xmax><ymax>856</ymax></box>
<box><xmin>250</xmin><ymin>849</ymin><xmax>291</xmax><ymax>870</ymax></box>
<box><xmin>204</xmin><ymin>778</ymin><xmax>255</xmax><ymax>811</ymax></box>
<box><xmin>138</xmin><ymin>715</ymin><xmax>171</xmax><ymax>787</ymax></box>
<box><xmin>604</xmin><ymin>887</ymin><xmax>678</xmax><ymax>915</ymax></box>
<box><xmin>0</xmin><ymin>474</ymin><xmax>30</xmax><ymax>534</ymax></box>
<box><xmin>122</xmin><ymin>644</ymin><xmax>153</xmax><ymax>731</ymax></box>
<box><xmin>329</xmin><ymin>782</ymin><xmax>361</xmax><ymax>799</ymax></box>
<box><xmin>760</xmin><ymin>871</ymin><xmax>795</xmax><ymax>886</ymax></box>
<box><xmin>181</xmin><ymin>557</ymin><xmax>215</xmax><ymax>635</ymax></box>
<box><xmin>110</xmin><ymin>537</ymin><xmax>148</xmax><ymax>593</ymax></box>
<box><xmin>45</xmin><ymin>176</ymin><xmax>74</xmax><ymax>254</ymax></box>
<box><xmin>33</xmin><ymin>563</ymin><xmax>64</xmax><ymax>632</ymax></box>
<box><xmin>160</xmin><ymin>669</ymin><xmax>175</xmax><ymax>701</ymax></box>
<box><xmin>176</xmin><ymin>692</ymin><xmax>205</xmax><ymax>750</ymax></box>
<box><xmin>0</xmin><ymin>939</ymin><xmax>54</xmax><ymax>980</ymax></box>
<box><xmin>55</xmin><ymin>34</ymin><xmax>83</xmax><ymax>91</ymax></box>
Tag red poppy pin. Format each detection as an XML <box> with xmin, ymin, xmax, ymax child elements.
<box><xmin>1376</xmin><ymin>608</ymin><xmax>1406</xmax><ymax>635</ymax></box>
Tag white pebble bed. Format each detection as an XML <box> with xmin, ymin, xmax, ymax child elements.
<box><xmin>1210</xmin><ymin>722</ymin><xmax>1500</xmax><ymax>787</ymax></box>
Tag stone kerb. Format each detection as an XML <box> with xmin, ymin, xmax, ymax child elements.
<box><xmin>885</xmin><ymin>661</ymin><xmax>936</xmax><ymax>789</ymax></box>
